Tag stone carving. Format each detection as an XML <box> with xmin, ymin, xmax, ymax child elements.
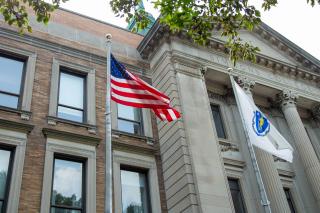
<box><xmin>219</xmin><ymin>141</ymin><xmax>239</xmax><ymax>152</ymax></box>
<box><xmin>312</xmin><ymin>104</ymin><xmax>320</xmax><ymax>121</ymax></box>
<box><xmin>277</xmin><ymin>90</ymin><xmax>299</xmax><ymax>107</ymax></box>
<box><xmin>236</xmin><ymin>76</ymin><xmax>255</xmax><ymax>92</ymax></box>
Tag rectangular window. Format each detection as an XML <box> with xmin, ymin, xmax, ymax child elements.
<box><xmin>211</xmin><ymin>105</ymin><xmax>227</xmax><ymax>139</ymax></box>
<box><xmin>118</xmin><ymin>104</ymin><xmax>143</xmax><ymax>135</ymax></box>
<box><xmin>0</xmin><ymin>54</ymin><xmax>25</xmax><ymax>109</ymax></box>
<box><xmin>228</xmin><ymin>178</ymin><xmax>246</xmax><ymax>213</ymax></box>
<box><xmin>57</xmin><ymin>71</ymin><xmax>85</xmax><ymax>123</ymax></box>
<box><xmin>0</xmin><ymin>147</ymin><xmax>14</xmax><ymax>213</ymax></box>
<box><xmin>284</xmin><ymin>188</ymin><xmax>296</xmax><ymax>213</ymax></box>
<box><xmin>51</xmin><ymin>156</ymin><xmax>85</xmax><ymax>213</ymax></box>
<box><xmin>120</xmin><ymin>168</ymin><xmax>150</xmax><ymax>213</ymax></box>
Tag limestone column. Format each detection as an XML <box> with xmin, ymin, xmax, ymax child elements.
<box><xmin>279</xmin><ymin>90</ymin><xmax>320</xmax><ymax>208</ymax></box>
<box><xmin>237</xmin><ymin>76</ymin><xmax>291</xmax><ymax>213</ymax></box>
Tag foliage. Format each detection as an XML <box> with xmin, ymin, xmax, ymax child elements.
<box><xmin>110</xmin><ymin>0</ymin><xmax>319</xmax><ymax>65</ymax></box>
<box><xmin>0</xmin><ymin>0</ymin><xmax>68</xmax><ymax>33</ymax></box>
<box><xmin>0</xmin><ymin>0</ymin><xmax>319</xmax><ymax>64</ymax></box>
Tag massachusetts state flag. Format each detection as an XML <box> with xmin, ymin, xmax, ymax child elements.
<box><xmin>111</xmin><ymin>54</ymin><xmax>181</xmax><ymax>122</ymax></box>
<box><xmin>231</xmin><ymin>77</ymin><xmax>293</xmax><ymax>162</ymax></box>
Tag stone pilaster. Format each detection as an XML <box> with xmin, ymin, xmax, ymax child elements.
<box><xmin>279</xmin><ymin>90</ymin><xmax>320</xmax><ymax>208</ymax></box>
<box><xmin>238</xmin><ymin>77</ymin><xmax>291</xmax><ymax>213</ymax></box>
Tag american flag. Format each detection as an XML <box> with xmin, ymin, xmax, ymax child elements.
<box><xmin>111</xmin><ymin>54</ymin><xmax>181</xmax><ymax>122</ymax></box>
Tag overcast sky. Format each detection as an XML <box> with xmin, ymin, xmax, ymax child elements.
<box><xmin>61</xmin><ymin>0</ymin><xmax>320</xmax><ymax>60</ymax></box>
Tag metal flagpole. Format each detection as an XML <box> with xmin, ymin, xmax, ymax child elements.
<box><xmin>105</xmin><ymin>33</ymin><xmax>113</xmax><ymax>213</ymax></box>
<box><xmin>228</xmin><ymin>69</ymin><xmax>272</xmax><ymax>213</ymax></box>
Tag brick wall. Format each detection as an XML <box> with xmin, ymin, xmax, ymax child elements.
<box><xmin>0</xmin><ymin>8</ymin><xmax>167</xmax><ymax>213</ymax></box>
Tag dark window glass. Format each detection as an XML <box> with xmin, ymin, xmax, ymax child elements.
<box><xmin>51</xmin><ymin>158</ymin><xmax>85</xmax><ymax>213</ymax></box>
<box><xmin>0</xmin><ymin>147</ymin><xmax>14</xmax><ymax>213</ymax></box>
<box><xmin>118</xmin><ymin>104</ymin><xmax>142</xmax><ymax>135</ymax></box>
<box><xmin>211</xmin><ymin>105</ymin><xmax>226</xmax><ymax>139</ymax></box>
<box><xmin>58</xmin><ymin>71</ymin><xmax>85</xmax><ymax>123</ymax></box>
<box><xmin>284</xmin><ymin>188</ymin><xmax>296</xmax><ymax>213</ymax></box>
<box><xmin>120</xmin><ymin>169</ymin><xmax>150</xmax><ymax>213</ymax></box>
<box><xmin>228</xmin><ymin>178</ymin><xmax>246</xmax><ymax>213</ymax></box>
<box><xmin>0</xmin><ymin>55</ymin><xmax>25</xmax><ymax>109</ymax></box>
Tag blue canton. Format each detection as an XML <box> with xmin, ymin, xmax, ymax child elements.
<box><xmin>111</xmin><ymin>54</ymin><xmax>132</xmax><ymax>80</ymax></box>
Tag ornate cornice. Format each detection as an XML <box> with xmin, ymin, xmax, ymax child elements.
<box><xmin>277</xmin><ymin>90</ymin><xmax>299</xmax><ymax>108</ymax></box>
<box><xmin>138</xmin><ymin>20</ymin><xmax>320</xmax><ymax>85</ymax></box>
<box><xmin>0</xmin><ymin>118</ymin><xmax>34</xmax><ymax>133</ymax></box>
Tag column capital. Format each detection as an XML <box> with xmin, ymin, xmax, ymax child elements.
<box><xmin>312</xmin><ymin>104</ymin><xmax>320</xmax><ymax>121</ymax></box>
<box><xmin>236</xmin><ymin>76</ymin><xmax>255</xmax><ymax>92</ymax></box>
<box><xmin>277</xmin><ymin>90</ymin><xmax>299</xmax><ymax>108</ymax></box>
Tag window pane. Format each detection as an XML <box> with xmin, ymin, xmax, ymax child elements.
<box><xmin>51</xmin><ymin>159</ymin><xmax>83</xmax><ymax>209</ymax></box>
<box><xmin>0</xmin><ymin>149</ymin><xmax>11</xmax><ymax>199</ymax></box>
<box><xmin>59</xmin><ymin>72</ymin><xmax>84</xmax><ymax>109</ymax></box>
<box><xmin>0</xmin><ymin>201</ymin><xmax>3</xmax><ymax>213</ymax></box>
<box><xmin>211</xmin><ymin>105</ymin><xmax>226</xmax><ymax>139</ymax></box>
<box><xmin>118</xmin><ymin>119</ymin><xmax>141</xmax><ymax>134</ymax></box>
<box><xmin>58</xmin><ymin>106</ymin><xmax>83</xmax><ymax>123</ymax></box>
<box><xmin>118</xmin><ymin>104</ymin><xmax>140</xmax><ymax>121</ymax></box>
<box><xmin>284</xmin><ymin>188</ymin><xmax>296</xmax><ymax>213</ymax></box>
<box><xmin>0</xmin><ymin>93</ymin><xmax>18</xmax><ymax>109</ymax></box>
<box><xmin>0</xmin><ymin>56</ymin><xmax>24</xmax><ymax>94</ymax></box>
<box><xmin>228</xmin><ymin>179</ymin><xmax>246</xmax><ymax>213</ymax></box>
<box><xmin>121</xmin><ymin>170</ymin><xmax>149</xmax><ymax>213</ymax></box>
<box><xmin>50</xmin><ymin>207</ymin><xmax>81</xmax><ymax>213</ymax></box>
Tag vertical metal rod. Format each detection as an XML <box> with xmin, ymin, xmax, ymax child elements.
<box><xmin>105</xmin><ymin>34</ymin><xmax>113</xmax><ymax>213</ymax></box>
<box><xmin>229</xmin><ymin>71</ymin><xmax>272</xmax><ymax>213</ymax></box>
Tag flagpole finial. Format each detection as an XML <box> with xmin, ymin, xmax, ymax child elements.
<box><xmin>106</xmin><ymin>33</ymin><xmax>112</xmax><ymax>42</ymax></box>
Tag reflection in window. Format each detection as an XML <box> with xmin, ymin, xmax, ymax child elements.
<box><xmin>121</xmin><ymin>169</ymin><xmax>150</xmax><ymax>213</ymax></box>
<box><xmin>0</xmin><ymin>148</ymin><xmax>13</xmax><ymax>213</ymax></box>
<box><xmin>211</xmin><ymin>105</ymin><xmax>227</xmax><ymax>139</ymax></box>
<box><xmin>51</xmin><ymin>158</ymin><xmax>84</xmax><ymax>213</ymax></box>
<box><xmin>118</xmin><ymin>104</ymin><xmax>142</xmax><ymax>135</ymax></box>
<box><xmin>58</xmin><ymin>71</ymin><xmax>85</xmax><ymax>123</ymax></box>
<box><xmin>0</xmin><ymin>55</ymin><xmax>25</xmax><ymax>109</ymax></box>
<box><xmin>284</xmin><ymin>188</ymin><xmax>296</xmax><ymax>213</ymax></box>
<box><xmin>228</xmin><ymin>178</ymin><xmax>246</xmax><ymax>213</ymax></box>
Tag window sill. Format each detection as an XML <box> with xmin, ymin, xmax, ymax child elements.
<box><xmin>112</xmin><ymin>129</ymin><xmax>154</xmax><ymax>144</ymax></box>
<box><xmin>219</xmin><ymin>140</ymin><xmax>239</xmax><ymax>152</ymax></box>
<box><xmin>0</xmin><ymin>106</ymin><xmax>32</xmax><ymax>120</ymax></box>
<box><xmin>47</xmin><ymin>116</ymin><xmax>97</xmax><ymax>134</ymax></box>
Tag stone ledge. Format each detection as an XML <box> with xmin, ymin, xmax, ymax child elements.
<box><xmin>0</xmin><ymin>106</ymin><xmax>32</xmax><ymax>120</ymax></box>
<box><xmin>0</xmin><ymin>118</ymin><xmax>34</xmax><ymax>133</ymax></box>
<box><xmin>47</xmin><ymin>116</ymin><xmax>97</xmax><ymax>134</ymax></box>
<box><xmin>42</xmin><ymin>128</ymin><xmax>101</xmax><ymax>146</ymax></box>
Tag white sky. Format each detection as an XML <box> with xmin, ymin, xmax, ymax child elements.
<box><xmin>61</xmin><ymin>0</ymin><xmax>320</xmax><ymax>60</ymax></box>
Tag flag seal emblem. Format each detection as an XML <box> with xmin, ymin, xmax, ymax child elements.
<box><xmin>252</xmin><ymin>111</ymin><xmax>270</xmax><ymax>136</ymax></box>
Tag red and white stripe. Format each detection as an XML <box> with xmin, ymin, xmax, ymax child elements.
<box><xmin>111</xmin><ymin>71</ymin><xmax>181</xmax><ymax>122</ymax></box>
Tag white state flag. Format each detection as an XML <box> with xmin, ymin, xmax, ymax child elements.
<box><xmin>232</xmin><ymin>77</ymin><xmax>293</xmax><ymax>162</ymax></box>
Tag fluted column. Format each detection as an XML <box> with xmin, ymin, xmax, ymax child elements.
<box><xmin>279</xmin><ymin>90</ymin><xmax>320</xmax><ymax>208</ymax></box>
<box><xmin>237</xmin><ymin>76</ymin><xmax>291</xmax><ymax>213</ymax></box>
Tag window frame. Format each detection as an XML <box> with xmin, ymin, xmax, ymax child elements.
<box><xmin>119</xmin><ymin>165</ymin><xmax>151</xmax><ymax>213</ymax></box>
<box><xmin>57</xmin><ymin>69</ymin><xmax>87</xmax><ymax>123</ymax></box>
<box><xmin>48</xmin><ymin>58</ymin><xmax>96</xmax><ymax>133</ymax></box>
<box><xmin>0</xmin><ymin>145</ymin><xmax>15</xmax><ymax>213</ymax></box>
<box><xmin>227</xmin><ymin>177</ymin><xmax>247</xmax><ymax>213</ymax></box>
<box><xmin>40</xmin><ymin>137</ymin><xmax>96</xmax><ymax>213</ymax></box>
<box><xmin>210</xmin><ymin>104</ymin><xmax>227</xmax><ymax>139</ymax></box>
<box><xmin>50</xmin><ymin>154</ymin><xmax>86</xmax><ymax>213</ymax></box>
<box><xmin>113</xmin><ymin>150</ymin><xmax>162</xmax><ymax>213</ymax></box>
<box><xmin>0</xmin><ymin>53</ymin><xmax>27</xmax><ymax>110</ymax></box>
<box><xmin>117</xmin><ymin>104</ymin><xmax>144</xmax><ymax>135</ymax></box>
<box><xmin>283</xmin><ymin>187</ymin><xmax>297</xmax><ymax>213</ymax></box>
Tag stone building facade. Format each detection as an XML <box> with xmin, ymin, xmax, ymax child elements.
<box><xmin>0</xmin><ymin>7</ymin><xmax>320</xmax><ymax>213</ymax></box>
